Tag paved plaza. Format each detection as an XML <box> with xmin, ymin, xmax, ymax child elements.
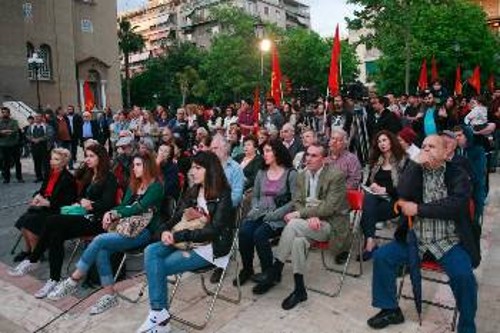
<box><xmin>0</xmin><ymin>158</ymin><xmax>499</xmax><ymax>333</ymax></box>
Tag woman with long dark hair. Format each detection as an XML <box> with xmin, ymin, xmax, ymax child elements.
<box><xmin>236</xmin><ymin>139</ymin><xmax>296</xmax><ymax>288</ymax></box>
<box><xmin>8</xmin><ymin>144</ymin><xmax>118</xmax><ymax>295</ymax></box>
<box><xmin>136</xmin><ymin>151</ymin><xmax>235</xmax><ymax>333</ymax></box>
<box><xmin>46</xmin><ymin>151</ymin><xmax>163</xmax><ymax>314</ymax></box>
<box><xmin>360</xmin><ymin>130</ymin><xmax>408</xmax><ymax>260</ymax></box>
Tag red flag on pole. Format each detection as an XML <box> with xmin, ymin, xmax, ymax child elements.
<box><xmin>468</xmin><ymin>66</ymin><xmax>481</xmax><ymax>95</ymax></box>
<box><xmin>431</xmin><ymin>56</ymin><xmax>439</xmax><ymax>82</ymax></box>
<box><xmin>253</xmin><ymin>86</ymin><xmax>260</xmax><ymax>134</ymax></box>
<box><xmin>487</xmin><ymin>74</ymin><xmax>495</xmax><ymax>94</ymax></box>
<box><xmin>83</xmin><ymin>80</ymin><xmax>95</xmax><ymax>111</ymax></box>
<box><xmin>418</xmin><ymin>58</ymin><xmax>428</xmax><ymax>91</ymax></box>
<box><xmin>270</xmin><ymin>43</ymin><xmax>283</xmax><ymax>106</ymax></box>
<box><xmin>328</xmin><ymin>24</ymin><xmax>341</xmax><ymax>96</ymax></box>
<box><xmin>454</xmin><ymin>65</ymin><xmax>462</xmax><ymax>96</ymax></box>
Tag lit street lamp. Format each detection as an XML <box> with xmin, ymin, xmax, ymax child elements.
<box><xmin>28</xmin><ymin>52</ymin><xmax>44</xmax><ymax>112</ymax></box>
<box><xmin>254</xmin><ymin>20</ymin><xmax>271</xmax><ymax>116</ymax></box>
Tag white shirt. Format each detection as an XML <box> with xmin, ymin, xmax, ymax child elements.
<box><xmin>193</xmin><ymin>194</ymin><xmax>230</xmax><ymax>269</ymax></box>
<box><xmin>306</xmin><ymin>166</ymin><xmax>324</xmax><ymax>201</ymax></box>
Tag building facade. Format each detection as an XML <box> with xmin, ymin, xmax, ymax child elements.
<box><xmin>119</xmin><ymin>0</ymin><xmax>310</xmax><ymax>73</ymax></box>
<box><xmin>0</xmin><ymin>0</ymin><xmax>122</xmax><ymax>113</ymax></box>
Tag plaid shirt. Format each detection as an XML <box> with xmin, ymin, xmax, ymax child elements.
<box><xmin>415</xmin><ymin>165</ymin><xmax>459</xmax><ymax>260</ymax></box>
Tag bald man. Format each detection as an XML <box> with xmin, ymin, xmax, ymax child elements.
<box><xmin>367</xmin><ymin>135</ymin><xmax>479</xmax><ymax>333</ymax></box>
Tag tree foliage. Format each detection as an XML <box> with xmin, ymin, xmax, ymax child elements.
<box><xmin>348</xmin><ymin>0</ymin><xmax>500</xmax><ymax>95</ymax></box>
<box><xmin>128</xmin><ymin>6</ymin><xmax>360</xmax><ymax>107</ymax></box>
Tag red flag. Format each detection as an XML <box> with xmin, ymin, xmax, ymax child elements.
<box><xmin>468</xmin><ymin>66</ymin><xmax>481</xmax><ymax>95</ymax></box>
<box><xmin>418</xmin><ymin>58</ymin><xmax>428</xmax><ymax>91</ymax></box>
<box><xmin>253</xmin><ymin>86</ymin><xmax>260</xmax><ymax>134</ymax></box>
<box><xmin>431</xmin><ymin>56</ymin><xmax>438</xmax><ymax>82</ymax></box>
<box><xmin>83</xmin><ymin>80</ymin><xmax>95</xmax><ymax>111</ymax></box>
<box><xmin>487</xmin><ymin>74</ymin><xmax>495</xmax><ymax>94</ymax></box>
<box><xmin>270</xmin><ymin>43</ymin><xmax>283</xmax><ymax>106</ymax></box>
<box><xmin>454</xmin><ymin>65</ymin><xmax>462</xmax><ymax>96</ymax></box>
<box><xmin>328</xmin><ymin>24</ymin><xmax>341</xmax><ymax>96</ymax></box>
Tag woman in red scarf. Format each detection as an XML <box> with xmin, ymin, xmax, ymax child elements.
<box><xmin>13</xmin><ymin>148</ymin><xmax>77</xmax><ymax>262</ymax></box>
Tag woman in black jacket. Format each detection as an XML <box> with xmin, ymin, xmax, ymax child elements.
<box><xmin>8</xmin><ymin>144</ymin><xmax>117</xmax><ymax>293</ymax></box>
<box><xmin>136</xmin><ymin>151</ymin><xmax>235</xmax><ymax>333</ymax></box>
<box><xmin>14</xmin><ymin>148</ymin><xmax>77</xmax><ymax>262</ymax></box>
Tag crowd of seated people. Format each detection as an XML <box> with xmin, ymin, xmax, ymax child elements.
<box><xmin>5</xmin><ymin>87</ymin><xmax>498</xmax><ymax>333</ymax></box>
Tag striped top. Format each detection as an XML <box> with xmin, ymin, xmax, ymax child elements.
<box><xmin>416</xmin><ymin>166</ymin><xmax>459</xmax><ymax>260</ymax></box>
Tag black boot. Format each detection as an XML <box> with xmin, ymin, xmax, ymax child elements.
<box><xmin>252</xmin><ymin>260</ymin><xmax>283</xmax><ymax>295</ymax></box>
<box><xmin>281</xmin><ymin>274</ymin><xmax>308</xmax><ymax>310</ymax></box>
<box><xmin>367</xmin><ymin>307</ymin><xmax>405</xmax><ymax>329</ymax></box>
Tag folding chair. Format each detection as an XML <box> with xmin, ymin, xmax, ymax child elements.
<box><xmin>307</xmin><ymin>189</ymin><xmax>365</xmax><ymax>298</ymax></box>
<box><xmin>168</xmin><ymin>206</ymin><xmax>243</xmax><ymax>330</ymax></box>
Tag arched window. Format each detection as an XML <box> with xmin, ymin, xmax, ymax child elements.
<box><xmin>26</xmin><ymin>42</ymin><xmax>35</xmax><ymax>79</ymax></box>
<box><xmin>38</xmin><ymin>44</ymin><xmax>52</xmax><ymax>80</ymax></box>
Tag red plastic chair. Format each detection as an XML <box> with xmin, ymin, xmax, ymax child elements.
<box><xmin>308</xmin><ymin>189</ymin><xmax>365</xmax><ymax>297</ymax></box>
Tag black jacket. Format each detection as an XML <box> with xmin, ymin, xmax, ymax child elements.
<box><xmin>396</xmin><ymin>160</ymin><xmax>480</xmax><ymax>268</ymax></box>
<box><xmin>35</xmin><ymin>168</ymin><xmax>77</xmax><ymax>212</ymax></box>
<box><xmin>65</xmin><ymin>114</ymin><xmax>83</xmax><ymax>140</ymax></box>
<box><xmin>79</xmin><ymin>172</ymin><xmax>118</xmax><ymax>221</ymax></box>
<box><xmin>161</xmin><ymin>187</ymin><xmax>235</xmax><ymax>258</ymax></box>
<box><xmin>235</xmin><ymin>154</ymin><xmax>264</xmax><ymax>191</ymax></box>
<box><xmin>370</xmin><ymin>109</ymin><xmax>402</xmax><ymax>138</ymax></box>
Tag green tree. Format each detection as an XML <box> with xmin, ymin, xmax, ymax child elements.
<box><xmin>348</xmin><ymin>0</ymin><xmax>500</xmax><ymax>95</ymax></box>
<box><xmin>129</xmin><ymin>43</ymin><xmax>205</xmax><ymax>109</ymax></box>
<box><xmin>175</xmin><ymin>66</ymin><xmax>208</xmax><ymax>105</ymax></box>
<box><xmin>118</xmin><ymin>18</ymin><xmax>145</xmax><ymax>108</ymax></box>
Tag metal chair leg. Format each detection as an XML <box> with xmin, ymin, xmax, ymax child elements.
<box><xmin>65</xmin><ymin>239</ymin><xmax>82</xmax><ymax>275</ymax></box>
<box><xmin>10</xmin><ymin>233</ymin><xmax>23</xmax><ymax>255</ymax></box>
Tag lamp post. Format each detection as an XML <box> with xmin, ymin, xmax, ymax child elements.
<box><xmin>28</xmin><ymin>51</ymin><xmax>44</xmax><ymax>112</ymax></box>
<box><xmin>254</xmin><ymin>20</ymin><xmax>271</xmax><ymax>117</ymax></box>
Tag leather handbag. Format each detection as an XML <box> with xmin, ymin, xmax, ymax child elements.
<box><xmin>110</xmin><ymin>209</ymin><xmax>153</xmax><ymax>238</ymax></box>
<box><xmin>171</xmin><ymin>207</ymin><xmax>209</xmax><ymax>250</ymax></box>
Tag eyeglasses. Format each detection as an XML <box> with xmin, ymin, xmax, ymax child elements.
<box><xmin>305</xmin><ymin>153</ymin><xmax>320</xmax><ymax>158</ymax></box>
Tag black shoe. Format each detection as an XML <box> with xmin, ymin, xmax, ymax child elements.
<box><xmin>281</xmin><ymin>290</ymin><xmax>308</xmax><ymax>310</ymax></box>
<box><xmin>17</xmin><ymin>179</ymin><xmax>25</xmax><ymax>183</ymax></box>
<box><xmin>252</xmin><ymin>280</ymin><xmax>276</xmax><ymax>295</ymax></box>
<box><xmin>233</xmin><ymin>269</ymin><xmax>254</xmax><ymax>287</ymax></box>
<box><xmin>251</xmin><ymin>271</ymin><xmax>282</xmax><ymax>284</ymax></box>
<box><xmin>13</xmin><ymin>251</ymin><xmax>30</xmax><ymax>263</ymax></box>
<box><xmin>33</xmin><ymin>179</ymin><xmax>42</xmax><ymax>183</ymax></box>
<box><xmin>367</xmin><ymin>308</ymin><xmax>405</xmax><ymax>329</ymax></box>
<box><xmin>210</xmin><ymin>268</ymin><xmax>223</xmax><ymax>284</ymax></box>
<box><xmin>3</xmin><ymin>179</ymin><xmax>10</xmax><ymax>184</ymax></box>
<box><xmin>335</xmin><ymin>251</ymin><xmax>349</xmax><ymax>265</ymax></box>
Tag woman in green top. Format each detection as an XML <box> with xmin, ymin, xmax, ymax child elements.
<box><xmin>47</xmin><ymin>151</ymin><xmax>164</xmax><ymax>315</ymax></box>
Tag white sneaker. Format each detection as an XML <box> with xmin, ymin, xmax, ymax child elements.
<box><xmin>34</xmin><ymin>279</ymin><xmax>58</xmax><ymax>299</ymax></box>
<box><xmin>136</xmin><ymin>309</ymin><xmax>171</xmax><ymax>333</ymax></box>
<box><xmin>8</xmin><ymin>259</ymin><xmax>39</xmax><ymax>277</ymax></box>
<box><xmin>89</xmin><ymin>294</ymin><xmax>119</xmax><ymax>315</ymax></box>
<box><xmin>47</xmin><ymin>278</ymin><xmax>78</xmax><ymax>301</ymax></box>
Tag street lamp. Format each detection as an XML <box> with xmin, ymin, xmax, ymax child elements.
<box><xmin>28</xmin><ymin>51</ymin><xmax>44</xmax><ymax>112</ymax></box>
<box><xmin>254</xmin><ymin>20</ymin><xmax>271</xmax><ymax>117</ymax></box>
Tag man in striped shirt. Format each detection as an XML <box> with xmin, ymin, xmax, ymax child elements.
<box><xmin>367</xmin><ymin>135</ymin><xmax>479</xmax><ymax>333</ymax></box>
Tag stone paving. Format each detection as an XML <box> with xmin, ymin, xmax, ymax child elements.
<box><xmin>0</xmin><ymin>157</ymin><xmax>499</xmax><ymax>332</ymax></box>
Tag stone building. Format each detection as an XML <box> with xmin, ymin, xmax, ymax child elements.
<box><xmin>0</xmin><ymin>0</ymin><xmax>122</xmax><ymax>114</ymax></box>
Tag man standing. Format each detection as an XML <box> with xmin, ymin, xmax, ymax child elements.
<box><xmin>65</xmin><ymin>105</ymin><xmax>82</xmax><ymax>166</ymax></box>
<box><xmin>238</xmin><ymin>98</ymin><xmax>255</xmax><ymax>137</ymax></box>
<box><xmin>253</xmin><ymin>143</ymin><xmax>349</xmax><ymax>310</ymax></box>
<box><xmin>263</xmin><ymin>98</ymin><xmax>284</xmax><ymax>132</ymax></box>
<box><xmin>369</xmin><ymin>96</ymin><xmax>402</xmax><ymax>138</ymax></box>
<box><xmin>26</xmin><ymin>113</ymin><xmax>50</xmax><ymax>182</ymax></box>
<box><xmin>0</xmin><ymin>107</ymin><xmax>22</xmax><ymax>183</ymax></box>
<box><xmin>80</xmin><ymin>111</ymin><xmax>99</xmax><ymax>145</ymax></box>
<box><xmin>367</xmin><ymin>135</ymin><xmax>479</xmax><ymax>332</ymax></box>
<box><xmin>326</xmin><ymin>95</ymin><xmax>353</xmax><ymax>137</ymax></box>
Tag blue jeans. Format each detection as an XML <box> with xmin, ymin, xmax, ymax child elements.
<box><xmin>372</xmin><ymin>241</ymin><xmax>477</xmax><ymax>333</ymax></box>
<box><xmin>144</xmin><ymin>242</ymin><xmax>211</xmax><ymax>310</ymax></box>
<box><xmin>76</xmin><ymin>229</ymin><xmax>151</xmax><ymax>286</ymax></box>
<box><xmin>360</xmin><ymin>193</ymin><xmax>397</xmax><ymax>239</ymax></box>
